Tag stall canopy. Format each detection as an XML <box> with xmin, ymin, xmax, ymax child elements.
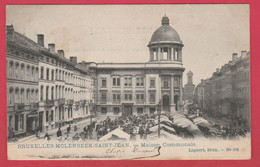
<box><xmin>99</xmin><ymin>128</ymin><xmax>130</xmax><ymax>141</ymax></box>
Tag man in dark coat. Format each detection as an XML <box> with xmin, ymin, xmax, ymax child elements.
<box><xmin>57</xmin><ymin>128</ymin><xmax>62</xmax><ymax>138</ymax></box>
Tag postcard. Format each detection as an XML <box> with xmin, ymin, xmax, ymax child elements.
<box><xmin>6</xmin><ymin>4</ymin><xmax>250</xmax><ymax>160</ymax></box>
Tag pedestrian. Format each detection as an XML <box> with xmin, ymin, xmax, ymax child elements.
<box><xmin>8</xmin><ymin>127</ymin><xmax>14</xmax><ymax>139</ymax></box>
<box><xmin>74</xmin><ymin>122</ymin><xmax>78</xmax><ymax>131</ymax></box>
<box><xmin>139</xmin><ymin>125</ymin><xmax>144</xmax><ymax>139</ymax></box>
<box><xmin>35</xmin><ymin>127</ymin><xmax>39</xmax><ymax>138</ymax></box>
<box><xmin>67</xmin><ymin>124</ymin><xmax>71</xmax><ymax>134</ymax></box>
<box><xmin>57</xmin><ymin>128</ymin><xmax>62</xmax><ymax>138</ymax></box>
<box><xmin>44</xmin><ymin>132</ymin><xmax>51</xmax><ymax>141</ymax></box>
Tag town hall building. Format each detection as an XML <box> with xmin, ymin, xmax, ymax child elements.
<box><xmin>90</xmin><ymin>16</ymin><xmax>186</xmax><ymax>118</ymax></box>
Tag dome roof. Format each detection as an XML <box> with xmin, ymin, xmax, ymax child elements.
<box><xmin>187</xmin><ymin>70</ymin><xmax>193</xmax><ymax>75</ymax></box>
<box><xmin>150</xmin><ymin>16</ymin><xmax>181</xmax><ymax>44</ymax></box>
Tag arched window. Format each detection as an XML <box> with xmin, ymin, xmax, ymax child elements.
<box><xmin>15</xmin><ymin>62</ymin><xmax>19</xmax><ymax>79</ymax></box>
<box><xmin>56</xmin><ymin>69</ymin><xmax>58</xmax><ymax>80</ymax></box>
<box><xmin>20</xmin><ymin>64</ymin><xmax>25</xmax><ymax>79</ymax></box>
<box><xmin>35</xmin><ymin>67</ymin><xmax>39</xmax><ymax>79</ymax></box>
<box><xmin>51</xmin><ymin>87</ymin><xmax>54</xmax><ymax>100</ymax></box>
<box><xmin>20</xmin><ymin>88</ymin><xmax>25</xmax><ymax>103</ymax></box>
<box><xmin>27</xmin><ymin>65</ymin><xmax>30</xmax><ymax>79</ymax></box>
<box><xmin>46</xmin><ymin>86</ymin><xmax>49</xmax><ymax>100</ymax></box>
<box><xmin>26</xmin><ymin>89</ymin><xmax>30</xmax><ymax>103</ymax></box>
<box><xmin>15</xmin><ymin>88</ymin><xmax>19</xmax><ymax>103</ymax></box>
<box><xmin>9</xmin><ymin>61</ymin><xmax>14</xmax><ymax>78</ymax></box>
<box><xmin>31</xmin><ymin>89</ymin><xmax>35</xmax><ymax>102</ymax></box>
<box><xmin>31</xmin><ymin>66</ymin><xmax>35</xmax><ymax>80</ymax></box>
<box><xmin>56</xmin><ymin>85</ymin><xmax>58</xmax><ymax>99</ymax></box>
<box><xmin>8</xmin><ymin>87</ymin><xmax>14</xmax><ymax>105</ymax></box>
<box><xmin>35</xmin><ymin>89</ymin><xmax>39</xmax><ymax>101</ymax></box>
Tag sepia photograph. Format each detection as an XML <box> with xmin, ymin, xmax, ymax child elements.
<box><xmin>6</xmin><ymin>4</ymin><xmax>250</xmax><ymax>160</ymax></box>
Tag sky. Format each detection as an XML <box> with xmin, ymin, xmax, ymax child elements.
<box><xmin>6</xmin><ymin>4</ymin><xmax>250</xmax><ymax>85</ymax></box>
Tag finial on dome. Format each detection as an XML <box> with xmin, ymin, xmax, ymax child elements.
<box><xmin>162</xmin><ymin>15</ymin><xmax>169</xmax><ymax>25</ymax></box>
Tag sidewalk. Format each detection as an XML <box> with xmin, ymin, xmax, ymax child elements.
<box><xmin>17</xmin><ymin>117</ymin><xmax>97</xmax><ymax>143</ymax></box>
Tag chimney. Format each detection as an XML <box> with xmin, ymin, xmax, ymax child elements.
<box><xmin>70</xmin><ymin>57</ymin><xmax>77</xmax><ymax>65</ymax></box>
<box><xmin>37</xmin><ymin>34</ymin><xmax>44</xmax><ymax>47</ymax></box>
<box><xmin>241</xmin><ymin>50</ymin><xmax>247</xmax><ymax>58</ymax></box>
<box><xmin>48</xmin><ymin>43</ymin><xmax>55</xmax><ymax>53</ymax></box>
<box><xmin>6</xmin><ymin>25</ymin><xmax>14</xmax><ymax>40</ymax></box>
<box><xmin>232</xmin><ymin>53</ymin><xmax>238</xmax><ymax>61</ymax></box>
<box><xmin>57</xmin><ymin>50</ymin><xmax>64</xmax><ymax>58</ymax></box>
<box><xmin>216</xmin><ymin>68</ymin><xmax>220</xmax><ymax>72</ymax></box>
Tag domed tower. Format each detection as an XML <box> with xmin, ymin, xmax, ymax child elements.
<box><xmin>187</xmin><ymin>70</ymin><xmax>193</xmax><ymax>84</ymax></box>
<box><xmin>148</xmin><ymin>15</ymin><xmax>183</xmax><ymax>63</ymax></box>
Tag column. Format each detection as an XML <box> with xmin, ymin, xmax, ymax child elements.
<box><xmin>179</xmin><ymin>49</ymin><xmax>182</xmax><ymax>61</ymax></box>
<box><xmin>170</xmin><ymin>76</ymin><xmax>174</xmax><ymax>104</ymax></box>
<box><xmin>156</xmin><ymin>48</ymin><xmax>159</xmax><ymax>61</ymax></box>
<box><xmin>150</xmin><ymin>49</ymin><xmax>153</xmax><ymax>61</ymax></box>
<box><xmin>180</xmin><ymin>76</ymin><xmax>183</xmax><ymax>102</ymax></box>
<box><xmin>172</xmin><ymin>47</ymin><xmax>175</xmax><ymax>61</ymax></box>
<box><xmin>168</xmin><ymin>48</ymin><xmax>171</xmax><ymax>60</ymax></box>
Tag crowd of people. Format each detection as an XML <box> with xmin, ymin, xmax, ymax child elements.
<box><xmin>38</xmin><ymin>112</ymin><xmax>250</xmax><ymax>142</ymax></box>
<box><xmin>197</xmin><ymin>117</ymin><xmax>249</xmax><ymax>140</ymax></box>
<box><xmin>95</xmin><ymin>114</ymin><xmax>155</xmax><ymax>140</ymax></box>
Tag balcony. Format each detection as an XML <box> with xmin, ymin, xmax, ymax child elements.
<box><xmin>15</xmin><ymin>103</ymin><xmax>25</xmax><ymax>111</ymax></box>
<box><xmin>57</xmin><ymin>98</ymin><xmax>65</xmax><ymax>106</ymax></box>
<box><xmin>66</xmin><ymin>99</ymin><xmax>74</xmax><ymax>105</ymax></box>
<box><xmin>31</xmin><ymin>102</ymin><xmax>39</xmax><ymax>110</ymax></box>
<box><xmin>45</xmin><ymin>99</ymin><xmax>55</xmax><ymax>107</ymax></box>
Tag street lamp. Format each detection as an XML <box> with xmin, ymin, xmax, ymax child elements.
<box><xmin>157</xmin><ymin>100</ymin><xmax>162</xmax><ymax>138</ymax></box>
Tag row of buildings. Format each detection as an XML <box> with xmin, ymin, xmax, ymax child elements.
<box><xmin>7</xmin><ymin>16</ymin><xmax>187</xmax><ymax>138</ymax></box>
<box><xmin>194</xmin><ymin>51</ymin><xmax>250</xmax><ymax>126</ymax></box>
<box><xmin>7</xmin><ymin>25</ymin><xmax>96</xmax><ymax>137</ymax></box>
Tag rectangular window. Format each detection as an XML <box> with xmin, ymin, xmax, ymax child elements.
<box><xmin>174</xmin><ymin>77</ymin><xmax>180</xmax><ymax>87</ymax></box>
<box><xmin>124</xmin><ymin>94</ymin><xmax>132</xmax><ymax>101</ymax></box>
<box><xmin>59</xmin><ymin>107</ymin><xmax>61</xmax><ymax>120</ymax></box>
<box><xmin>15</xmin><ymin>115</ymin><xmax>19</xmax><ymax>131</ymax></box>
<box><xmin>101</xmin><ymin>93</ymin><xmax>107</xmax><ymax>103</ymax></box>
<box><xmin>20</xmin><ymin>114</ymin><xmax>24</xmax><ymax>130</ymax></box>
<box><xmin>149</xmin><ymin>108</ymin><xmax>156</xmax><ymax>114</ymax></box>
<box><xmin>101</xmin><ymin>107</ymin><xmax>107</xmax><ymax>115</ymax></box>
<box><xmin>124</xmin><ymin>76</ymin><xmax>132</xmax><ymax>87</ymax></box>
<box><xmin>162</xmin><ymin>78</ymin><xmax>169</xmax><ymax>89</ymax></box>
<box><xmin>149</xmin><ymin>92</ymin><xmax>155</xmax><ymax>103</ymax></box>
<box><xmin>136</xmin><ymin>76</ymin><xmax>144</xmax><ymax>87</ymax></box>
<box><xmin>136</xmin><ymin>93</ymin><xmax>144</xmax><ymax>103</ymax></box>
<box><xmin>113</xmin><ymin>94</ymin><xmax>121</xmax><ymax>103</ymax></box>
<box><xmin>150</xmin><ymin>78</ymin><xmax>155</xmax><ymax>88</ymax></box>
<box><xmin>40</xmin><ymin>67</ymin><xmax>44</xmax><ymax>79</ymax></box>
<box><xmin>51</xmin><ymin>70</ymin><xmax>54</xmax><ymax>81</ymax></box>
<box><xmin>113</xmin><ymin>107</ymin><xmax>120</xmax><ymax>115</ymax></box>
<box><xmin>101</xmin><ymin>78</ymin><xmax>107</xmax><ymax>87</ymax></box>
<box><xmin>137</xmin><ymin>108</ymin><xmax>143</xmax><ymax>115</ymax></box>
<box><xmin>46</xmin><ymin>68</ymin><xmax>49</xmax><ymax>80</ymax></box>
<box><xmin>112</xmin><ymin>77</ymin><xmax>120</xmax><ymax>87</ymax></box>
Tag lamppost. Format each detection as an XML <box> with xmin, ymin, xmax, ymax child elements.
<box><xmin>89</xmin><ymin>101</ymin><xmax>93</xmax><ymax>125</ymax></box>
<box><xmin>157</xmin><ymin>100</ymin><xmax>162</xmax><ymax>138</ymax></box>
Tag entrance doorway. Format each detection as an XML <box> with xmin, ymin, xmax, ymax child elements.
<box><xmin>123</xmin><ymin>105</ymin><xmax>132</xmax><ymax>116</ymax></box>
<box><xmin>162</xmin><ymin>95</ymin><xmax>170</xmax><ymax>111</ymax></box>
<box><xmin>174</xmin><ymin>95</ymin><xmax>179</xmax><ymax>111</ymax></box>
<box><xmin>38</xmin><ymin>112</ymin><xmax>43</xmax><ymax>132</ymax></box>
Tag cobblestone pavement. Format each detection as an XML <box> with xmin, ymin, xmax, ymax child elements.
<box><xmin>17</xmin><ymin>117</ymin><xmax>99</xmax><ymax>143</ymax></box>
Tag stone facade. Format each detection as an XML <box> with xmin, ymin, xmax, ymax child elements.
<box><xmin>91</xmin><ymin>16</ymin><xmax>185</xmax><ymax>119</ymax></box>
<box><xmin>196</xmin><ymin>51</ymin><xmax>250</xmax><ymax>126</ymax></box>
<box><xmin>6</xmin><ymin>25</ymin><xmax>95</xmax><ymax>137</ymax></box>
